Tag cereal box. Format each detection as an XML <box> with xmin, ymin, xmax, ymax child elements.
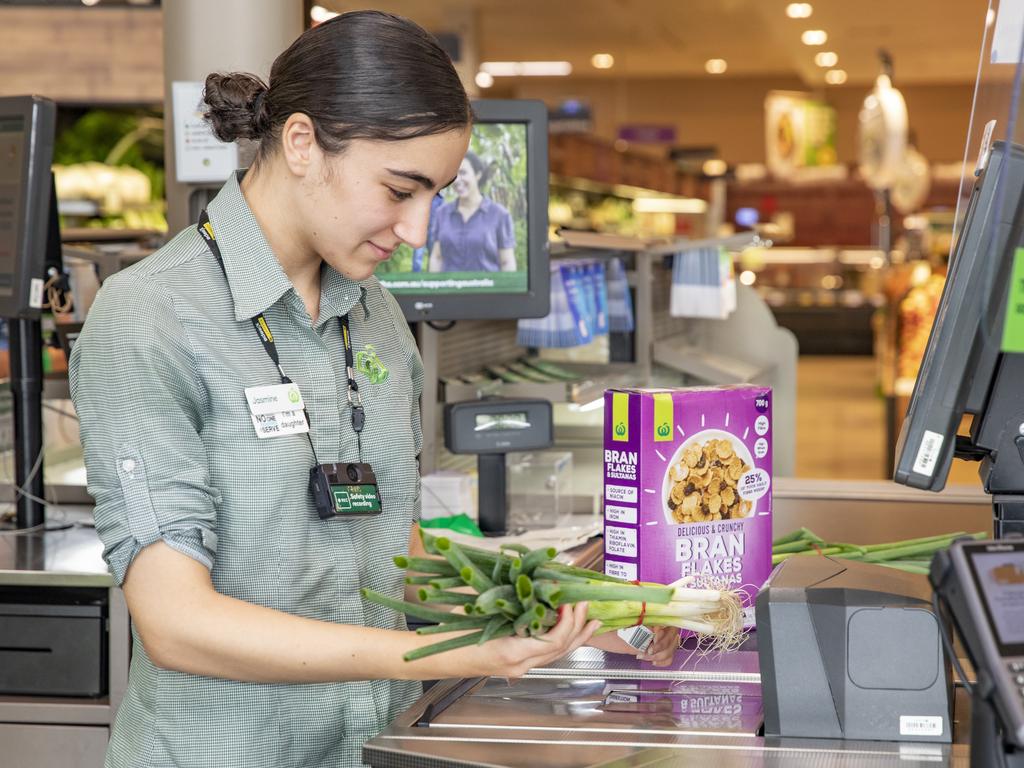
<box><xmin>602</xmin><ymin>386</ymin><xmax>772</xmax><ymax>626</ymax></box>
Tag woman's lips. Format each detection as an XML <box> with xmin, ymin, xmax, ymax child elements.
<box><xmin>368</xmin><ymin>242</ymin><xmax>394</xmax><ymax>259</ymax></box>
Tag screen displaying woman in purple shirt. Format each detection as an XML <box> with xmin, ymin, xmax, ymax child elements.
<box><xmin>428</xmin><ymin>151</ymin><xmax>517</xmax><ymax>272</ymax></box>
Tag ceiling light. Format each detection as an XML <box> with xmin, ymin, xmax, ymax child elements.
<box><xmin>309</xmin><ymin>5</ymin><xmax>339</xmax><ymax>23</ymax></box>
<box><xmin>480</xmin><ymin>61</ymin><xmax>573</xmax><ymax>77</ymax></box>
<box><xmin>815</xmin><ymin>51</ymin><xmax>838</xmax><ymax>67</ymax></box>
<box><xmin>739</xmin><ymin>270</ymin><xmax>757</xmax><ymax>286</ymax></box>
<box><xmin>81</xmin><ymin>0</ymin><xmax>101</xmax><ymax>5</ymax></box>
<box><xmin>786</xmin><ymin>3</ymin><xmax>813</xmax><ymax>18</ymax></box>
<box><xmin>632</xmin><ymin>197</ymin><xmax>708</xmax><ymax>214</ymax></box>
<box><xmin>825</xmin><ymin>68</ymin><xmax>847</xmax><ymax>84</ymax></box>
<box><xmin>475</xmin><ymin>71</ymin><xmax>494</xmax><ymax>88</ymax></box>
<box><xmin>702</xmin><ymin>159</ymin><xmax>728</xmax><ymax>176</ymax></box>
<box><xmin>591</xmin><ymin>53</ymin><xmax>615</xmax><ymax>69</ymax></box>
<box><xmin>705</xmin><ymin>58</ymin><xmax>728</xmax><ymax>74</ymax></box>
<box><xmin>801</xmin><ymin>29</ymin><xmax>828</xmax><ymax>46</ymax></box>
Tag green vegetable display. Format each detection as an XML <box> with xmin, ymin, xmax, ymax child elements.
<box><xmin>771</xmin><ymin>528</ymin><xmax>987</xmax><ymax>574</ymax></box>
<box><xmin>362</xmin><ymin>530</ymin><xmax>744</xmax><ymax>661</ymax></box>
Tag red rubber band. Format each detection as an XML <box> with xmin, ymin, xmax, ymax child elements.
<box><xmin>629</xmin><ymin>580</ymin><xmax>647</xmax><ymax>626</ymax></box>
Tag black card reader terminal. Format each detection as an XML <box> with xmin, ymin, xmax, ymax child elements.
<box><xmin>932</xmin><ymin>538</ymin><xmax>1024</xmax><ymax>761</ymax></box>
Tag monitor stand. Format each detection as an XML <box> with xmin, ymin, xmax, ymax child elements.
<box><xmin>477</xmin><ymin>453</ymin><xmax>508</xmax><ymax>536</ymax></box>
<box><xmin>960</xmin><ymin>353</ymin><xmax>1024</xmax><ymax>538</ymax></box>
<box><xmin>9</xmin><ymin>316</ymin><xmax>44</xmax><ymax>529</ymax></box>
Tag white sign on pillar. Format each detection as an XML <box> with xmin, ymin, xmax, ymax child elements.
<box><xmin>172</xmin><ymin>81</ymin><xmax>239</xmax><ymax>184</ymax></box>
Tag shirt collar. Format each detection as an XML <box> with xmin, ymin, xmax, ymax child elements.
<box><xmin>204</xmin><ymin>171</ymin><xmax>363</xmax><ymax>324</ymax></box>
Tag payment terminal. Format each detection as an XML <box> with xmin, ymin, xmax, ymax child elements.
<box><xmin>932</xmin><ymin>539</ymin><xmax>1024</xmax><ymax>761</ymax></box>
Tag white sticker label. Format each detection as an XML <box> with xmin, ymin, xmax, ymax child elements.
<box><xmin>245</xmin><ymin>383</ymin><xmax>305</xmax><ymax>415</ymax></box>
<box><xmin>605</xmin><ymin>504</ymin><xmax>637</xmax><ymax>524</ymax></box>
<box><xmin>605</xmin><ymin>560</ymin><xmax>637</xmax><ymax>580</ymax></box>
<box><xmin>250</xmin><ymin>410</ymin><xmax>309</xmax><ymax>439</ymax></box>
<box><xmin>605</xmin><ymin>484</ymin><xmax>638</xmax><ymax>504</ymax></box>
<box><xmin>899</xmin><ymin>715</ymin><xmax>943</xmax><ymax>737</ymax></box>
<box><xmin>605</xmin><ymin>526</ymin><xmax>638</xmax><ymax>558</ymax></box>
<box><xmin>913</xmin><ymin>430</ymin><xmax>944</xmax><ymax>477</ymax></box>
<box><xmin>29</xmin><ymin>278</ymin><xmax>44</xmax><ymax>309</ymax></box>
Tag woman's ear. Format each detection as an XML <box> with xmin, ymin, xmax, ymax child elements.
<box><xmin>279</xmin><ymin>113</ymin><xmax>317</xmax><ymax>178</ymax></box>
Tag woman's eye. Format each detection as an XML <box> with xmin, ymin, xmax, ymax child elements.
<box><xmin>387</xmin><ymin>187</ymin><xmax>413</xmax><ymax>202</ymax></box>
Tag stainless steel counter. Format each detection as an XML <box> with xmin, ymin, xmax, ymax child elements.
<box><xmin>364</xmin><ymin>645</ymin><xmax>971</xmax><ymax>768</ymax></box>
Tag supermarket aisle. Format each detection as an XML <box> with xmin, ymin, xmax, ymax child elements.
<box><xmin>796</xmin><ymin>356</ymin><xmax>887</xmax><ymax>479</ymax></box>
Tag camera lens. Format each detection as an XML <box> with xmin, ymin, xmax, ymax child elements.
<box><xmin>346</xmin><ymin>465</ymin><xmax>360</xmax><ymax>482</ymax></box>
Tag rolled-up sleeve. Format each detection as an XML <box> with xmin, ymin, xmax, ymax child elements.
<box><xmin>70</xmin><ymin>274</ymin><xmax>220</xmax><ymax>584</ymax></box>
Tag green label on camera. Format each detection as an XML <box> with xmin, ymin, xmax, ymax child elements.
<box><xmin>331</xmin><ymin>484</ymin><xmax>382</xmax><ymax>514</ymax></box>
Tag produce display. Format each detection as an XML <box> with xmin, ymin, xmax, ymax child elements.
<box><xmin>772</xmin><ymin>528</ymin><xmax>985</xmax><ymax>574</ymax></box>
<box><xmin>897</xmin><ymin>272</ymin><xmax>945</xmax><ymax>382</ymax></box>
<box><xmin>363</xmin><ymin>530</ymin><xmax>744</xmax><ymax>661</ymax></box>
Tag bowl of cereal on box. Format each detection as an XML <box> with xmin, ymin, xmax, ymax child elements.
<box><xmin>663</xmin><ymin>429</ymin><xmax>755</xmax><ymax>525</ymax></box>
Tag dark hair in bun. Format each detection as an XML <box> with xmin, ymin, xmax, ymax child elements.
<box><xmin>202</xmin><ymin>10</ymin><xmax>472</xmax><ymax>165</ymax></box>
<box><xmin>203</xmin><ymin>72</ymin><xmax>269</xmax><ymax>143</ymax></box>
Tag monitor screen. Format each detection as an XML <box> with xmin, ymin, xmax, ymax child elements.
<box><xmin>0</xmin><ymin>96</ymin><xmax>56</xmax><ymax>319</ymax></box>
<box><xmin>374</xmin><ymin>100</ymin><xmax>549</xmax><ymax>322</ymax></box>
<box><xmin>0</xmin><ymin>115</ymin><xmax>27</xmax><ymax>299</ymax></box>
<box><xmin>893</xmin><ymin>140</ymin><xmax>1024</xmax><ymax>490</ymax></box>
<box><xmin>967</xmin><ymin>544</ymin><xmax>1024</xmax><ymax>654</ymax></box>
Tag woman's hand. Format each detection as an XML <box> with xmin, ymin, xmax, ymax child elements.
<box><xmin>459</xmin><ymin>602</ymin><xmax>600</xmax><ymax>680</ymax></box>
<box><xmin>585</xmin><ymin>625</ymin><xmax>681</xmax><ymax>667</ymax></box>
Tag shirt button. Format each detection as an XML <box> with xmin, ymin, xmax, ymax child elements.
<box><xmin>121</xmin><ymin>459</ymin><xmax>136</xmax><ymax>473</ymax></box>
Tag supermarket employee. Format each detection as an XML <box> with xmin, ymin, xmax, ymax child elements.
<box><xmin>70</xmin><ymin>12</ymin><xmax>678</xmax><ymax>768</ymax></box>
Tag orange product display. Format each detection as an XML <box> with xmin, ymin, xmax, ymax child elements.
<box><xmin>897</xmin><ymin>273</ymin><xmax>946</xmax><ymax>383</ymax></box>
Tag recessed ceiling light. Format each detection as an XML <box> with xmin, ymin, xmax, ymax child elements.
<box><xmin>480</xmin><ymin>61</ymin><xmax>573</xmax><ymax>76</ymax></box>
<box><xmin>815</xmin><ymin>51</ymin><xmax>838</xmax><ymax>67</ymax></box>
<box><xmin>81</xmin><ymin>0</ymin><xmax>101</xmax><ymax>5</ymax></box>
<box><xmin>475</xmin><ymin>71</ymin><xmax>494</xmax><ymax>88</ymax></box>
<box><xmin>702</xmin><ymin>159</ymin><xmax>728</xmax><ymax>176</ymax></box>
<box><xmin>309</xmin><ymin>5</ymin><xmax>339</xmax><ymax>23</ymax></box>
<box><xmin>786</xmin><ymin>3</ymin><xmax>813</xmax><ymax>19</ymax></box>
<box><xmin>825</xmin><ymin>69</ymin><xmax>847</xmax><ymax>84</ymax></box>
<box><xmin>801</xmin><ymin>29</ymin><xmax>828</xmax><ymax>46</ymax></box>
<box><xmin>591</xmin><ymin>53</ymin><xmax>615</xmax><ymax>69</ymax></box>
<box><xmin>705</xmin><ymin>58</ymin><xmax>728</xmax><ymax>74</ymax></box>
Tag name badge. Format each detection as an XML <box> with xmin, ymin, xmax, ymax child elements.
<box><xmin>250</xmin><ymin>410</ymin><xmax>310</xmax><ymax>439</ymax></box>
<box><xmin>245</xmin><ymin>383</ymin><xmax>305</xmax><ymax>415</ymax></box>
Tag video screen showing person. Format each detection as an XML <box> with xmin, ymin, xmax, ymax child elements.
<box><xmin>376</xmin><ymin>122</ymin><xmax>528</xmax><ymax>294</ymax></box>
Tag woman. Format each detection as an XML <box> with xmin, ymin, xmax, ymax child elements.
<box><xmin>71</xmin><ymin>12</ymin><xmax>678</xmax><ymax>768</ymax></box>
<box><xmin>428</xmin><ymin>150</ymin><xmax>517</xmax><ymax>273</ymax></box>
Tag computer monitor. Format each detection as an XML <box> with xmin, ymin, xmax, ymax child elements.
<box><xmin>894</xmin><ymin>140</ymin><xmax>1024</xmax><ymax>495</ymax></box>
<box><xmin>0</xmin><ymin>96</ymin><xmax>56</xmax><ymax>319</ymax></box>
<box><xmin>374</xmin><ymin>99</ymin><xmax>550</xmax><ymax>322</ymax></box>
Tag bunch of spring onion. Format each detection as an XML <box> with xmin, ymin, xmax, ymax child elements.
<box><xmin>362</xmin><ymin>529</ymin><xmax>744</xmax><ymax>661</ymax></box>
<box><xmin>772</xmin><ymin>528</ymin><xmax>987</xmax><ymax>575</ymax></box>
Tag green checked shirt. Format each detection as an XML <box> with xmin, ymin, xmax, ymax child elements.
<box><xmin>70</xmin><ymin>171</ymin><xmax>424</xmax><ymax>768</ymax></box>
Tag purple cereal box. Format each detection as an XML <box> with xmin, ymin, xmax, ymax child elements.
<box><xmin>603</xmin><ymin>386</ymin><xmax>772</xmax><ymax>627</ymax></box>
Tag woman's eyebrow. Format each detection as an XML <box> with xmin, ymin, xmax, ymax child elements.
<box><xmin>386</xmin><ymin>168</ymin><xmax>458</xmax><ymax>191</ymax></box>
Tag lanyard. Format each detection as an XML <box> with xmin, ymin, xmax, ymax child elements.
<box><xmin>197</xmin><ymin>211</ymin><xmax>366</xmax><ymax>458</ymax></box>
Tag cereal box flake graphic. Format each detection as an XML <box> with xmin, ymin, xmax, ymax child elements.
<box><xmin>603</xmin><ymin>386</ymin><xmax>772</xmax><ymax>625</ymax></box>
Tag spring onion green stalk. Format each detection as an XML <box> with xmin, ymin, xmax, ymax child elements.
<box><xmin>770</xmin><ymin>528</ymin><xmax>986</xmax><ymax>571</ymax></box>
<box><xmin>362</xmin><ymin>529</ymin><xmax>746</xmax><ymax>661</ymax></box>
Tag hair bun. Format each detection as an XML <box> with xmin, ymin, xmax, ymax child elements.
<box><xmin>203</xmin><ymin>72</ymin><xmax>270</xmax><ymax>142</ymax></box>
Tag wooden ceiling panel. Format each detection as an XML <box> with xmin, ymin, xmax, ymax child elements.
<box><xmin>321</xmin><ymin>0</ymin><xmax>990</xmax><ymax>85</ymax></box>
